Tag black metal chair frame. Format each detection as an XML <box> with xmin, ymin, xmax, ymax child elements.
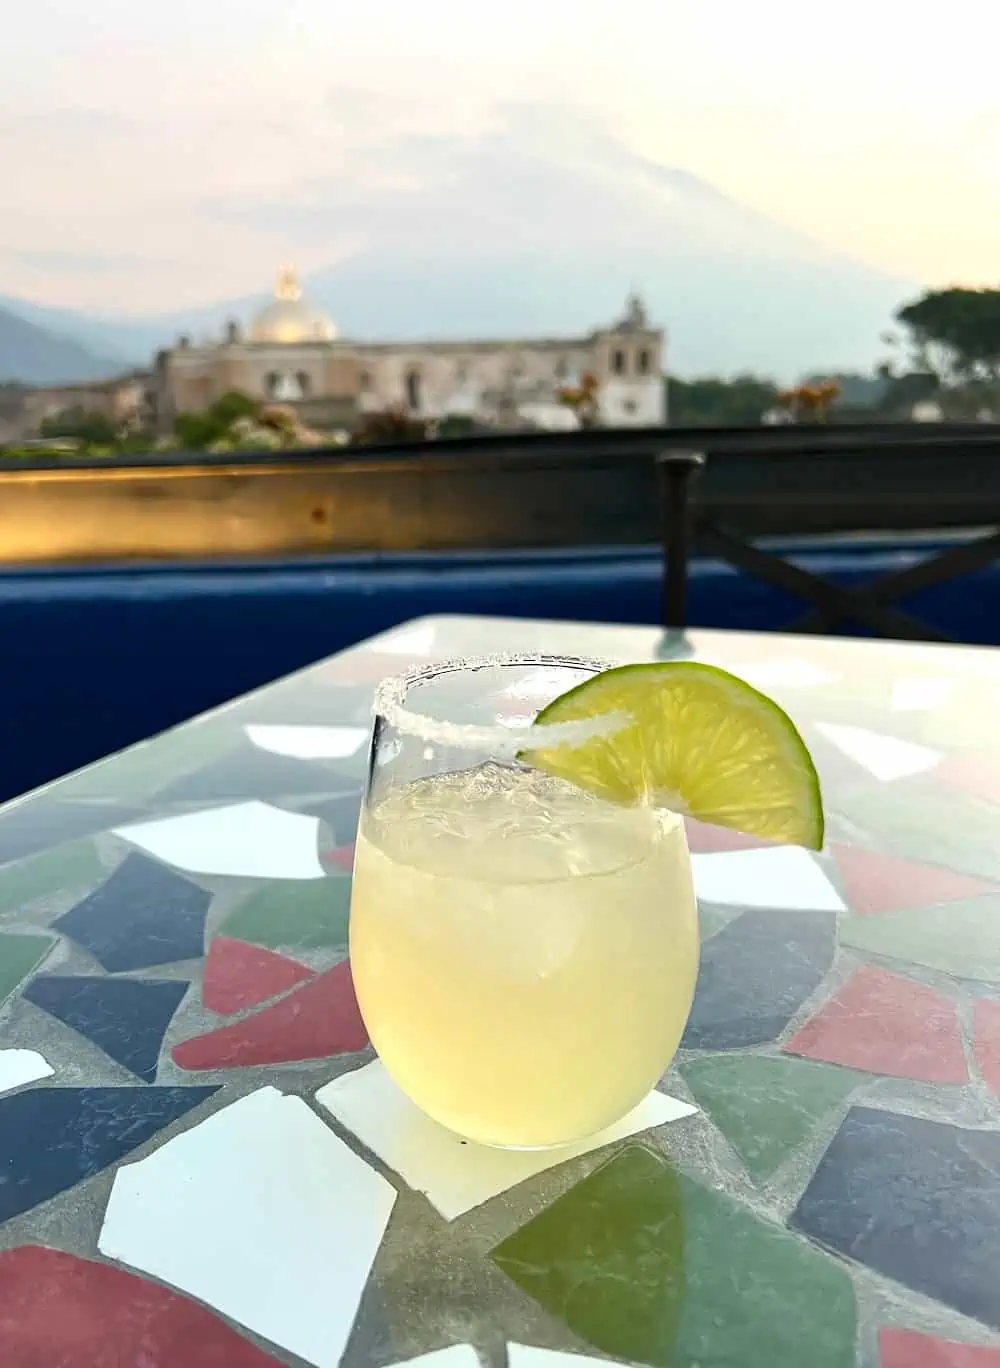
<box><xmin>656</xmin><ymin>450</ymin><xmax>1000</xmax><ymax>644</ymax></box>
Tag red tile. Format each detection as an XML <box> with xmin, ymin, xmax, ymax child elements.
<box><xmin>320</xmin><ymin>844</ymin><xmax>356</xmax><ymax>874</ymax></box>
<box><xmin>174</xmin><ymin>959</ymin><xmax>368</xmax><ymax>1070</ymax></box>
<box><xmin>202</xmin><ymin>936</ymin><xmax>315</xmax><ymax>1016</ymax></box>
<box><xmin>937</xmin><ymin>752</ymin><xmax>1000</xmax><ymax>808</ymax></box>
<box><xmin>0</xmin><ymin>1245</ymin><xmax>279</xmax><ymax>1367</ymax></box>
<box><xmin>881</xmin><ymin>1328</ymin><xmax>1000</xmax><ymax>1367</ymax></box>
<box><xmin>684</xmin><ymin>817</ymin><xmax>777</xmax><ymax>854</ymax></box>
<box><xmin>973</xmin><ymin>1000</ymin><xmax>1000</xmax><ymax>1097</ymax></box>
<box><xmin>785</xmin><ymin>964</ymin><xmax>968</xmax><ymax>1084</ymax></box>
<box><xmin>830</xmin><ymin>844</ymin><xmax>997</xmax><ymax>916</ymax></box>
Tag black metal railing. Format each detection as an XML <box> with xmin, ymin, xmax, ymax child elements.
<box><xmin>0</xmin><ymin>424</ymin><xmax>999</xmax><ymax>641</ymax></box>
<box><xmin>647</xmin><ymin>430</ymin><xmax>1000</xmax><ymax>642</ymax></box>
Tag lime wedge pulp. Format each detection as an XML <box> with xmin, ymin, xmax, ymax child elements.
<box><xmin>521</xmin><ymin>661</ymin><xmax>824</xmax><ymax>850</ymax></box>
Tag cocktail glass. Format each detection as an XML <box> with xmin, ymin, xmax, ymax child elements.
<box><xmin>349</xmin><ymin>654</ymin><xmax>699</xmax><ymax>1150</ymax></box>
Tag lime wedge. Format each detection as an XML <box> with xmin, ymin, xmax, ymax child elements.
<box><xmin>522</xmin><ymin>662</ymin><xmax>824</xmax><ymax>850</ymax></box>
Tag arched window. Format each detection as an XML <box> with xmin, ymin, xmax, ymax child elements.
<box><xmin>638</xmin><ymin>349</ymin><xmax>651</xmax><ymax>375</ymax></box>
<box><xmin>612</xmin><ymin>349</ymin><xmax>627</xmax><ymax>376</ymax></box>
<box><xmin>265</xmin><ymin>372</ymin><xmax>280</xmax><ymax>398</ymax></box>
<box><xmin>406</xmin><ymin>369</ymin><xmax>422</xmax><ymax>411</ymax></box>
<box><xmin>295</xmin><ymin>370</ymin><xmax>311</xmax><ymax>397</ymax></box>
<box><xmin>554</xmin><ymin>357</ymin><xmax>568</xmax><ymax>380</ymax></box>
<box><xmin>359</xmin><ymin>369</ymin><xmax>372</xmax><ymax>392</ymax></box>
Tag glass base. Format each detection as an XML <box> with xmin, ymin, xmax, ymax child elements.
<box><xmin>448</xmin><ymin>1122</ymin><xmax>611</xmax><ymax>1152</ymax></box>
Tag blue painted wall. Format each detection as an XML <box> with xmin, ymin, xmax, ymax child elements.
<box><xmin>0</xmin><ymin>540</ymin><xmax>991</xmax><ymax>803</ymax></box>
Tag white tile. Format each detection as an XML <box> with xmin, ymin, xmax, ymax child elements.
<box><xmin>113</xmin><ymin>802</ymin><xmax>326</xmax><ymax>880</ymax></box>
<box><xmin>0</xmin><ymin>1049</ymin><xmax>53</xmax><ymax>1095</ymax></box>
<box><xmin>244</xmin><ymin>724</ymin><xmax>369</xmax><ymax>761</ymax></box>
<box><xmin>379</xmin><ymin>623</ymin><xmax>437</xmax><ymax>655</ymax></box>
<box><xmin>509</xmin><ymin>1347</ymin><xmax>614</xmax><ymax>1368</ymax></box>
<box><xmin>889</xmin><ymin>677</ymin><xmax>955</xmax><ymax>712</ymax></box>
<box><xmin>391</xmin><ymin>1351</ymin><xmax>481</xmax><ymax>1368</ymax></box>
<box><xmin>316</xmin><ymin>1061</ymin><xmax>695</xmax><ymax>1221</ymax></box>
<box><xmin>692</xmin><ymin>847</ymin><xmax>845</xmax><ymax>912</ymax></box>
<box><xmin>815</xmin><ymin>722</ymin><xmax>942</xmax><ymax>782</ymax></box>
<box><xmin>98</xmin><ymin>1086</ymin><xmax>396</xmax><ymax>1368</ymax></box>
<box><xmin>730</xmin><ymin>659</ymin><xmax>838</xmax><ymax>689</ymax></box>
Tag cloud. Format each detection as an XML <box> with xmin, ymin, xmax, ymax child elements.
<box><xmin>9</xmin><ymin>250</ymin><xmax>178</xmax><ymax>275</ymax></box>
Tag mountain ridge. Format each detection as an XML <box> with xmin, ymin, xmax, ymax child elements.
<box><xmin>0</xmin><ymin>130</ymin><xmax>916</xmax><ymax>381</ymax></box>
<box><xmin>0</xmin><ymin>304</ymin><xmax>127</xmax><ymax>385</ymax></box>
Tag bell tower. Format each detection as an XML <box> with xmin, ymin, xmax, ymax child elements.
<box><xmin>594</xmin><ymin>291</ymin><xmax>667</xmax><ymax>427</ymax></box>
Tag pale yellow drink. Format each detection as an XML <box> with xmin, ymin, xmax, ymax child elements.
<box><xmin>350</xmin><ymin>761</ymin><xmax>699</xmax><ymax>1149</ymax></box>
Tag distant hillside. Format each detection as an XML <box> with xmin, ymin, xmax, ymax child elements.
<box><xmin>0</xmin><ymin>109</ymin><xmax>917</xmax><ymax>378</ymax></box>
<box><xmin>0</xmin><ymin>304</ymin><xmax>126</xmax><ymax>384</ymax></box>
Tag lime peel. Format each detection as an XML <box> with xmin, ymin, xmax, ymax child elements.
<box><xmin>520</xmin><ymin>661</ymin><xmax>825</xmax><ymax>851</ymax></box>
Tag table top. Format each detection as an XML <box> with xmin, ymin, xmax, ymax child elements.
<box><xmin>2</xmin><ymin>613</ymin><xmax>1000</xmax><ymax>1368</ymax></box>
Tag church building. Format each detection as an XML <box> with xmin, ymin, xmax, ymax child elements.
<box><xmin>154</xmin><ymin>270</ymin><xmax>667</xmax><ymax>434</ymax></box>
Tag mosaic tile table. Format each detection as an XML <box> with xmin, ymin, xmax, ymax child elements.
<box><xmin>3</xmin><ymin>613</ymin><xmax>1000</xmax><ymax>1368</ymax></box>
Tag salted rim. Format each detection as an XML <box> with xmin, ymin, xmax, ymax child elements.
<box><xmin>372</xmin><ymin>652</ymin><xmax>630</xmax><ymax>753</ymax></box>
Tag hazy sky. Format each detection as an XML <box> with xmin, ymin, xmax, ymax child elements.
<box><xmin>2</xmin><ymin>0</ymin><xmax>999</xmax><ymax>315</ymax></box>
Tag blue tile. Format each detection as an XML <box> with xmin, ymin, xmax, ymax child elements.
<box><xmin>23</xmin><ymin>976</ymin><xmax>189</xmax><ymax>1082</ymax></box>
<box><xmin>54</xmin><ymin>854</ymin><xmax>210</xmax><ymax>972</ymax></box>
<box><xmin>0</xmin><ymin>1086</ymin><xmax>218</xmax><ymax>1224</ymax></box>
<box><xmin>0</xmin><ymin>802</ymin><xmax>142</xmax><ymax>866</ymax></box>
<box><xmin>298</xmin><ymin>793</ymin><xmax>363</xmax><ymax>846</ymax></box>
<box><xmin>682</xmin><ymin>909</ymin><xmax>836</xmax><ymax>1049</ymax></box>
<box><xmin>792</xmin><ymin>1105</ymin><xmax>1000</xmax><ymax>1330</ymax></box>
<box><xmin>153</xmin><ymin>745</ymin><xmax>345</xmax><ymax>802</ymax></box>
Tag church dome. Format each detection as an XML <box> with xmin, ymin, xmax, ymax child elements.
<box><xmin>250</xmin><ymin>267</ymin><xmax>337</xmax><ymax>344</ymax></box>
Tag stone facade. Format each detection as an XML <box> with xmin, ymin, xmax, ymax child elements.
<box><xmin>0</xmin><ymin>374</ymin><xmax>152</xmax><ymax>444</ymax></box>
<box><xmin>155</xmin><ymin>272</ymin><xmax>667</xmax><ymax>434</ymax></box>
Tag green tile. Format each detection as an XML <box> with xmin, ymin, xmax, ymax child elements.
<box><xmin>697</xmin><ymin>905</ymin><xmax>733</xmax><ymax>941</ymax></box>
<box><xmin>841</xmin><ymin>897</ymin><xmax>1000</xmax><ymax>981</ymax></box>
<box><xmin>0</xmin><ymin>933</ymin><xmax>55</xmax><ymax>1005</ymax></box>
<box><xmin>680</xmin><ymin>1055</ymin><xmax>860</xmax><ymax>1183</ymax></box>
<box><xmin>492</xmin><ymin>1144</ymin><xmax>856</xmax><ymax>1368</ymax></box>
<box><xmin>222</xmin><ymin>876</ymin><xmax>351</xmax><ymax>950</ymax></box>
<box><xmin>836</xmin><ymin>784</ymin><xmax>1000</xmax><ymax>883</ymax></box>
<box><xmin>56</xmin><ymin>725</ymin><xmax>238</xmax><ymax>801</ymax></box>
<box><xmin>0</xmin><ymin>841</ymin><xmax>103</xmax><ymax>917</ymax></box>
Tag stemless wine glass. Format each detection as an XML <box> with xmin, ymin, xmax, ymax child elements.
<box><xmin>349</xmin><ymin>654</ymin><xmax>699</xmax><ymax>1150</ymax></box>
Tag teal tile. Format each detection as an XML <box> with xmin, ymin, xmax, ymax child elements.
<box><xmin>835</xmin><ymin>784</ymin><xmax>1000</xmax><ymax>883</ymax></box>
<box><xmin>0</xmin><ymin>841</ymin><xmax>103</xmax><ymax>917</ymax></box>
<box><xmin>57</xmin><ymin>726</ymin><xmax>238</xmax><ymax>801</ymax></box>
<box><xmin>841</xmin><ymin>897</ymin><xmax>1000</xmax><ymax>981</ymax></box>
<box><xmin>221</xmin><ymin>877</ymin><xmax>350</xmax><ymax>951</ymax></box>
<box><xmin>681</xmin><ymin>1055</ymin><xmax>861</xmax><ymax>1183</ymax></box>
<box><xmin>0</xmin><ymin>933</ymin><xmax>55</xmax><ymax>1005</ymax></box>
<box><xmin>493</xmin><ymin>1144</ymin><xmax>856</xmax><ymax>1368</ymax></box>
<box><xmin>697</xmin><ymin>905</ymin><xmax>733</xmax><ymax>941</ymax></box>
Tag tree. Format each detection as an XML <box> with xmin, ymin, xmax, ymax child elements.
<box><xmin>895</xmin><ymin>288</ymin><xmax>1000</xmax><ymax>385</ymax></box>
<box><xmin>668</xmin><ymin>375</ymin><xmax>779</xmax><ymax>426</ymax></box>
<box><xmin>210</xmin><ymin>390</ymin><xmax>261</xmax><ymax>428</ymax></box>
<box><xmin>173</xmin><ymin>390</ymin><xmax>261</xmax><ymax>450</ymax></box>
<box><xmin>436</xmin><ymin>414</ymin><xmax>486</xmax><ymax>440</ymax></box>
<box><xmin>875</xmin><ymin>370</ymin><xmax>940</xmax><ymax>419</ymax></box>
<box><xmin>40</xmin><ymin>407</ymin><xmax>118</xmax><ymax>445</ymax></box>
<box><xmin>775</xmin><ymin>380</ymin><xmax>841</xmax><ymax>423</ymax></box>
<box><xmin>557</xmin><ymin>372</ymin><xmax>601</xmax><ymax>428</ymax></box>
<box><xmin>351</xmin><ymin>405</ymin><xmax>433</xmax><ymax>445</ymax></box>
